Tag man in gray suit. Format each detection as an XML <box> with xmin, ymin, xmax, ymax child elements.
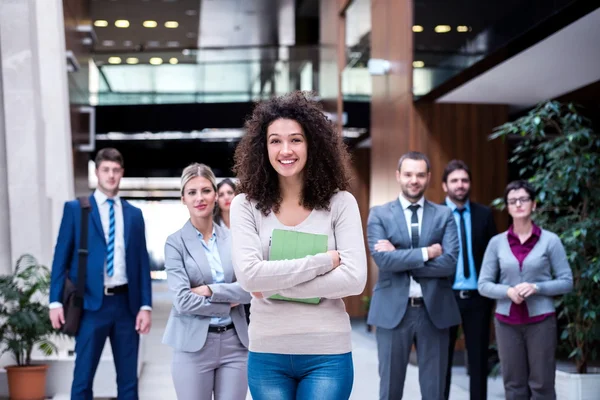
<box><xmin>367</xmin><ymin>151</ymin><xmax>460</xmax><ymax>400</ymax></box>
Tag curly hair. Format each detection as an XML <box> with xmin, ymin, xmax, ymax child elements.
<box><xmin>233</xmin><ymin>91</ymin><xmax>352</xmax><ymax>215</ymax></box>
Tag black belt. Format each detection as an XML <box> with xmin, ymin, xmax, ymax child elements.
<box><xmin>208</xmin><ymin>323</ymin><xmax>235</xmax><ymax>334</ymax></box>
<box><xmin>408</xmin><ymin>297</ymin><xmax>424</xmax><ymax>307</ymax></box>
<box><xmin>104</xmin><ymin>284</ymin><xmax>128</xmax><ymax>296</ymax></box>
<box><xmin>454</xmin><ymin>290</ymin><xmax>478</xmax><ymax>300</ymax></box>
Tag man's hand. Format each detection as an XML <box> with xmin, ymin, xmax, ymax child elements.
<box><xmin>191</xmin><ymin>285</ymin><xmax>213</xmax><ymax>297</ymax></box>
<box><xmin>427</xmin><ymin>244</ymin><xmax>443</xmax><ymax>259</ymax></box>
<box><xmin>49</xmin><ymin>307</ymin><xmax>65</xmax><ymax>330</ymax></box>
<box><xmin>374</xmin><ymin>240</ymin><xmax>395</xmax><ymax>252</ymax></box>
<box><xmin>252</xmin><ymin>292</ymin><xmax>264</xmax><ymax>299</ymax></box>
<box><xmin>135</xmin><ymin>310</ymin><xmax>152</xmax><ymax>334</ymax></box>
<box><xmin>231</xmin><ymin>303</ymin><xmax>240</xmax><ymax>307</ymax></box>
<box><xmin>507</xmin><ymin>287</ymin><xmax>524</xmax><ymax>304</ymax></box>
<box><xmin>514</xmin><ymin>282</ymin><xmax>537</xmax><ymax>298</ymax></box>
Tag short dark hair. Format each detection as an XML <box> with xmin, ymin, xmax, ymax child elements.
<box><xmin>504</xmin><ymin>180</ymin><xmax>536</xmax><ymax>204</ymax></box>
<box><xmin>397</xmin><ymin>151</ymin><xmax>430</xmax><ymax>172</ymax></box>
<box><xmin>442</xmin><ymin>159</ymin><xmax>471</xmax><ymax>183</ymax></box>
<box><xmin>95</xmin><ymin>148</ymin><xmax>124</xmax><ymax>168</ymax></box>
<box><xmin>233</xmin><ymin>91</ymin><xmax>352</xmax><ymax>215</ymax></box>
<box><xmin>214</xmin><ymin>178</ymin><xmax>237</xmax><ymax>225</ymax></box>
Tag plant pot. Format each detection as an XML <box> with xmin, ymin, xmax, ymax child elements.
<box><xmin>5</xmin><ymin>364</ymin><xmax>48</xmax><ymax>400</ymax></box>
<box><xmin>555</xmin><ymin>369</ymin><xmax>600</xmax><ymax>400</ymax></box>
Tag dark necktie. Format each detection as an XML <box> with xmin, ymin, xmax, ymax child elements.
<box><xmin>408</xmin><ymin>204</ymin><xmax>420</xmax><ymax>249</ymax></box>
<box><xmin>106</xmin><ymin>198</ymin><xmax>115</xmax><ymax>277</ymax></box>
<box><xmin>457</xmin><ymin>207</ymin><xmax>470</xmax><ymax>278</ymax></box>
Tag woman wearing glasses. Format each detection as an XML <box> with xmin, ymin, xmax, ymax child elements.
<box><xmin>478</xmin><ymin>180</ymin><xmax>573</xmax><ymax>400</ymax></box>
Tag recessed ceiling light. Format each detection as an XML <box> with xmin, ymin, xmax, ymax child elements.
<box><xmin>412</xmin><ymin>25</ymin><xmax>424</xmax><ymax>33</ymax></box>
<box><xmin>126</xmin><ymin>57</ymin><xmax>139</xmax><ymax>64</ymax></box>
<box><xmin>169</xmin><ymin>58</ymin><xmax>179</xmax><ymax>65</ymax></box>
<box><xmin>102</xmin><ymin>40</ymin><xmax>115</xmax><ymax>46</ymax></box>
<box><xmin>457</xmin><ymin>25</ymin><xmax>470</xmax><ymax>33</ymax></box>
<box><xmin>164</xmin><ymin>21</ymin><xmax>179</xmax><ymax>28</ymax></box>
<box><xmin>108</xmin><ymin>57</ymin><xmax>122</xmax><ymax>64</ymax></box>
<box><xmin>434</xmin><ymin>25</ymin><xmax>451</xmax><ymax>33</ymax></box>
<box><xmin>182</xmin><ymin>49</ymin><xmax>191</xmax><ymax>56</ymax></box>
<box><xmin>115</xmin><ymin>20</ymin><xmax>130</xmax><ymax>28</ymax></box>
<box><xmin>167</xmin><ymin>41</ymin><xmax>180</xmax><ymax>47</ymax></box>
<box><xmin>147</xmin><ymin>41</ymin><xmax>160</xmax><ymax>47</ymax></box>
<box><xmin>412</xmin><ymin>61</ymin><xmax>425</xmax><ymax>68</ymax></box>
<box><xmin>94</xmin><ymin>20</ymin><xmax>108</xmax><ymax>27</ymax></box>
<box><xmin>185</xmin><ymin>10</ymin><xmax>197</xmax><ymax>16</ymax></box>
<box><xmin>149</xmin><ymin>57</ymin><xmax>163</xmax><ymax>65</ymax></box>
<box><xmin>123</xmin><ymin>40</ymin><xmax>133</xmax><ymax>46</ymax></box>
<box><xmin>143</xmin><ymin>20</ymin><xmax>158</xmax><ymax>28</ymax></box>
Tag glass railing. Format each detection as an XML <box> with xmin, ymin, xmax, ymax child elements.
<box><xmin>91</xmin><ymin>46</ymin><xmax>327</xmax><ymax>105</ymax></box>
<box><xmin>413</xmin><ymin>0</ymin><xmax>586</xmax><ymax>98</ymax></box>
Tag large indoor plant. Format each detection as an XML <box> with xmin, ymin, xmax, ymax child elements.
<box><xmin>0</xmin><ymin>254</ymin><xmax>57</xmax><ymax>400</ymax></box>
<box><xmin>490</xmin><ymin>101</ymin><xmax>600</xmax><ymax>398</ymax></box>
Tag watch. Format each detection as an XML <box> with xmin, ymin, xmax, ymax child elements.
<box><xmin>533</xmin><ymin>283</ymin><xmax>539</xmax><ymax>292</ymax></box>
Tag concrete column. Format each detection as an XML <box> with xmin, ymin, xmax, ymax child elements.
<box><xmin>0</xmin><ymin>37</ymin><xmax>12</xmax><ymax>275</ymax></box>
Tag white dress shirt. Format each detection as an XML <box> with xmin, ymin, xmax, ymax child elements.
<box><xmin>398</xmin><ymin>195</ymin><xmax>429</xmax><ymax>298</ymax></box>
<box><xmin>94</xmin><ymin>190</ymin><xmax>128</xmax><ymax>287</ymax></box>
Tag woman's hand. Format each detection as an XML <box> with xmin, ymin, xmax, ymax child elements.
<box><xmin>327</xmin><ymin>250</ymin><xmax>341</xmax><ymax>268</ymax></box>
<box><xmin>514</xmin><ymin>282</ymin><xmax>538</xmax><ymax>298</ymax></box>
<box><xmin>507</xmin><ymin>287</ymin><xmax>524</xmax><ymax>304</ymax></box>
<box><xmin>191</xmin><ymin>285</ymin><xmax>212</xmax><ymax>297</ymax></box>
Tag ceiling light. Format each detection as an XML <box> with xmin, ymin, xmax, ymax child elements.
<box><xmin>149</xmin><ymin>57</ymin><xmax>163</xmax><ymax>65</ymax></box>
<box><xmin>412</xmin><ymin>25</ymin><xmax>424</xmax><ymax>33</ymax></box>
<box><xmin>143</xmin><ymin>20</ymin><xmax>158</xmax><ymax>28</ymax></box>
<box><xmin>164</xmin><ymin>21</ymin><xmax>179</xmax><ymax>28</ymax></box>
<box><xmin>147</xmin><ymin>41</ymin><xmax>160</xmax><ymax>47</ymax></box>
<box><xmin>457</xmin><ymin>25</ymin><xmax>470</xmax><ymax>33</ymax></box>
<box><xmin>434</xmin><ymin>25</ymin><xmax>451</xmax><ymax>33</ymax></box>
<box><xmin>123</xmin><ymin>40</ymin><xmax>133</xmax><ymax>46</ymax></box>
<box><xmin>126</xmin><ymin>57</ymin><xmax>139</xmax><ymax>64</ymax></box>
<box><xmin>412</xmin><ymin>61</ymin><xmax>425</xmax><ymax>68</ymax></box>
<box><xmin>115</xmin><ymin>20</ymin><xmax>130</xmax><ymax>28</ymax></box>
<box><xmin>167</xmin><ymin>41</ymin><xmax>180</xmax><ymax>47</ymax></box>
<box><xmin>102</xmin><ymin>40</ymin><xmax>115</xmax><ymax>46</ymax></box>
<box><xmin>169</xmin><ymin>58</ymin><xmax>179</xmax><ymax>65</ymax></box>
<box><xmin>94</xmin><ymin>20</ymin><xmax>108</xmax><ymax>27</ymax></box>
<box><xmin>108</xmin><ymin>57</ymin><xmax>122</xmax><ymax>64</ymax></box>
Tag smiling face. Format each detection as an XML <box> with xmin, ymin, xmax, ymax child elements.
<box><xmin>396</xmin><ymin>158</ymin><xmax>430</xmax><ymax>202</ymax></box>
<box><xmin>217</xmin><ymin>182</ymin><xmax>235</xmax><ymax>214</ymax></box>
<box><xmin>443</xmin><ymin>169</ymin><xmax>471</xmax><ymax>204</ymax></box>
<box><xmin>266</xmin><ymin>118</ymin><xmax>308</xmax><ymax>181</ymax></box>
<box><xmin>181</xmin><ymin>176</ymin><xmax>217</xmax><ymax>220</ymax></box>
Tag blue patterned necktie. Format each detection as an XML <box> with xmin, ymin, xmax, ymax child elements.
<box><xmin>106</xmin><ymin>198</ymin><xmax>115</xmax><ymax>277</ymax></box>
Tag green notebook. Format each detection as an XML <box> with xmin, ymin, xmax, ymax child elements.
<box><xmin>268</xmin><ymin>229</ymin><xmax>328</xmax><ymax>305</ymax></box>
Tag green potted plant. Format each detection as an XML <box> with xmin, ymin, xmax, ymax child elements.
<box><xmin>0</xmin><ymin>254</ymin><xmax>58</xmax><ymax>400</ymax></box>
<box><xmin>490</xmin><ymin>101</ymin><xmax>600</xmax><ymax>399</ymax></box>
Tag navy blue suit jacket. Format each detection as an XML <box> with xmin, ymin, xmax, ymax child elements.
<box><xmin>49</xmin><ymin>195</ymin><xmax>152</xmax><ymax>315</ymax></box>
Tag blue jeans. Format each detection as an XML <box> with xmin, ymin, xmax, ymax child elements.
<box><xmin>248</xmin><ymin>352</ymin><xmax>354</xmax><ymax>400</ymax></box>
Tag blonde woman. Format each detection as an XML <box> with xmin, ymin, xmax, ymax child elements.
<box><xmin>162</xmin><ymin>163</ymin><xmax>251</xmax><ymax>400</ymax></box>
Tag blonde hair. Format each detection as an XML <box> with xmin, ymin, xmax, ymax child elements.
<box><xmin>180</xmin><ymin>163</ymin><xmax>217</xmax><ymax>195</ymax></box>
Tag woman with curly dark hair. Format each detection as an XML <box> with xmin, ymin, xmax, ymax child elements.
<box><xmin>230</xmin><ymin>91</ymin><xmax>367</xmax><ymax>400</ymax></box>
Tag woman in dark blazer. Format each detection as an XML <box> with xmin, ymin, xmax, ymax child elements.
<box><xmin>478</xmin><ymin>180</ymin><xmax>573</xmax><ymax>400</ymax></box>
<box><xmin>162</xmin><ymin>163</ymin><xmax>251</xmax><ymax>400</ymax></box>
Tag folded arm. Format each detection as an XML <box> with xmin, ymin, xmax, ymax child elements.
<box><xmin>165</xmin><ymin>240</ymin><xmax>231</xmax><ymax>317</ymax></box>
<box><xmin>367</xmin><ymin>209</ymin><xmax>425</xmax><ymax>273</ymax></box>
<box><xmin>230</xmin><ymin>195</ymin><xmax>334</xmax><ymax>292</ymax></box>
<box><xmin>411</xmin><ymin>210</ymin><xmax>459</xmax><ymax>278</ymax></box>
<box><xmin>264</xmin><ymin>193</ymin><xmax>367</xmax><ymax>299</ymax></box>
<box><xmin>208</xmin><ymin>282</ymin><xmax>252</xmax><ymax>304</ymax></box>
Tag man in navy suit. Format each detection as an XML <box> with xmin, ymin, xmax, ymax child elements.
<box><xmin>49</xmin><ymin>148</ymin><xmax>152</xmax><ymax>400</ymax></box>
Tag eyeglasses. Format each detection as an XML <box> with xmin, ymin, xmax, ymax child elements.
<box><xmin>507</xmin><ymin>197</ymin><xmax>531</xmax><ymax>206</ymax></box>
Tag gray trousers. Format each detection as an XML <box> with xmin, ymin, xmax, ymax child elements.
<box><xmin>495</xmin><ymin>316</ymin><xmax>557</xmax><ymax>400</ymax></box>
<box><xmin>376</xmin><ymin>305</ymin><xmax>449</xmax><ymax>400</ymax></box>
<box><xmin>171</xmin><ymin>330</ymin><xmax>248</xmax><ymax>400</ymax></box>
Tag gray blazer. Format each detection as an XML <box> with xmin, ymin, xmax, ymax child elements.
<box><xmin>162</xmin><ymin>220</ymin><xmax>252</xmax><ymax>352</ymax></box>
<box><xmin>367</xmin><ymin>199</ymin><xmax>461</xmax><ymax>330</ymax></box>
<box><xmin>478</xmin><ymin>229</ymin><xmax>573</xmax><ymax>316</ymax></box>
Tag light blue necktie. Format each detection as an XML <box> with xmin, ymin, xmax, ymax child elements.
<box><xmin>106</xmin><ymin>198</ymin><xmax>115</xmax><ymax>277</ymax></box>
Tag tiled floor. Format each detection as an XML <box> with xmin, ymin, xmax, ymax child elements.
<box><xmin>139</xmin><ymin>281</ymin><xmax>505</xmax><ymax>399</ymax></box>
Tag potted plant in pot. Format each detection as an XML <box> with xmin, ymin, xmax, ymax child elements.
<box><xmin>490</xmin><ymin>101</ymin><xmax>600</xmax><ymax>400</ymax></box>
<box><xmin>0</xmin><ymin>254</ymin><xmax>58</xmax><ymax>400</ymax></box>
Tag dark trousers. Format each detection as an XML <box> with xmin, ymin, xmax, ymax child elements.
<box><xmin>376</xmin><ymin>305</ymin><xmax>449</xmax><ymax>400</ymax></box>
<box><xmin>494</xmin><ymin>316</ymin><xmax>557</xmax><ymax>400</ymax></box>
<box><xmin>71</xmin><ymin>293</ymin><xmax>139</xmax><ymax>400</ymax></box>
<box><xmin>445</xmin><ymin>292</ymin><xmax>492</xmax><ymax>400</ymax></box>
